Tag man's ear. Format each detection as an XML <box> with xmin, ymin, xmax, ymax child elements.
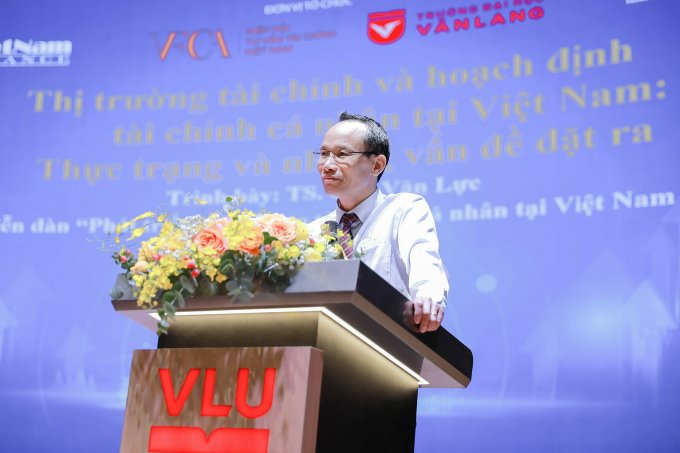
<box><xmin>372</xmin><ymin>154</ymin><xmax>387</xmax><ymax>177</ymax></box>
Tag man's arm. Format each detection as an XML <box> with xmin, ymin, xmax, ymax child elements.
<box><xmin>395</xmin><ymin>196</ymin><xmax>448</xmax><ymax>332</ymax></box>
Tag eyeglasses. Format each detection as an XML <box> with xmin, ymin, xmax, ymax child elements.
<box><xmin>313</xmin><ymin>150</ymin><xmax>376</xmax><ymax>164</ymax></box>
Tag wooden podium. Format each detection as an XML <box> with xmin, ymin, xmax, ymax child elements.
<box><xmin>113</xmin><ymin>260</ymin><xmax>473</xmax><ymax>453</ymax></box>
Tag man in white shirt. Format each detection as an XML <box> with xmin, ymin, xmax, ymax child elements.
<box><xmin>309</xmin><ymin>112</ymin><xmax>448</xmax><ymax>332</ymax></box>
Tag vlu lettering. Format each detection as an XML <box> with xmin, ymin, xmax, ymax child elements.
<box><xmin>159</xmin><ymin>367</ymin><xmax>277</xmax><ymax>418</ymax></box>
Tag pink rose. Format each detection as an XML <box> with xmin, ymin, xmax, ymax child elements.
<box><xmin>193</xmin><ymin>225</ymin><xmax>227</xmax><ymax>253</ymax></box>
<box><xmin>268</xmin><ymin>219</ymin><xmax>298</xmax><ymax>244</ymax></box>
<box><xmin>256</xmin><ymin>213</ymin><xmax>286</xmax><ymax>232</ymax></box>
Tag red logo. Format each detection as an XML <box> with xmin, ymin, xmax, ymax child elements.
<box><xmin>367</xmin><ymin>10</ymin><xmax>406</xmax><ymax>45</ymax></box>
<box><xmin>151</xmin><ymin>29</ymin><xmax>230</xmax><ymax>61</ymax></box>
<box><xmin>149</xmin><ymin>427</ymin><xmax>269</xmax><ymax>453</ymax></box>
<box><xmin>149</xmin><ymin>367</ymin><xmax>276</xmax><ymax>453</ymax></box>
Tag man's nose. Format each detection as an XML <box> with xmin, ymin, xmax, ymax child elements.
<box><xmin>320</xmin><ymin>158</ymin><xmax>337</xmax><ymax>172</ymax></box>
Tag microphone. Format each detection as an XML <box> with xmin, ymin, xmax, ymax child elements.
<box><xmin>323</xmin><ymin>220</ymin><xmax>339</xmax><ymax>243</ymax></box>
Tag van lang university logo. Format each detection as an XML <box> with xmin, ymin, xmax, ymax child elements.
<box><xmin>0</xmin><ymin>38</ymin><xmax>72</xmax><ymax>67</ymax></box>
<box><xmin>367</xmin><ymin>9</ymin><xmax>406</xmax><ymax>44</ymax></box>
<box><xmin>148</xmin><ymin>367</ymin><xmax>276</xmax><ymax>453</ymax></box>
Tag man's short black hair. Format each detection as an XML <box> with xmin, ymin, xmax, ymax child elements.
<box><xmin>338</xmin><ymin>112</ymin><xmax>390</xmax><ymax>181</ymax></box>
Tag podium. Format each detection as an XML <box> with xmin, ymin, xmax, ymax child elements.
<box><xmin>113</xmin><ymin>260</ymin><xmax>473</xmax><ymax>453</ymax></box>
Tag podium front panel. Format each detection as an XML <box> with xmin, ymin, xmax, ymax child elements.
<box><xmin>120</xmin><ymin>346</ymin><xmax>323</xmax><ymax>453</ymax></box>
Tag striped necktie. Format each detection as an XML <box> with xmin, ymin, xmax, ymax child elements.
<box><xmin>339</xmin><ymin>212</ymin><xmax>359</xmax><ymax>259</ymax></box>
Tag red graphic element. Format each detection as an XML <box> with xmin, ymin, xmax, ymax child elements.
<box><xmin>160</xmin><ymin>368</ymin><xmax>200</xmax><ymax>416</ymax></box>
<box><xmin>148</xmin><ymin>426</ymin><xmax>270</xmax><ymax>453</ymax></box>
<box><xmin>201</xmin><ymin>368</ymin><xmax>232</xmax><ymax>417</ymax></box>
<box><xmin>158</xmin><ymin>367</ymin><xmax>277</xmax><ymax>418</ymax></box>
<box><xmin>235</xmin><ymin>368</ymin><xmax>276</xmax><ymax>419</ymax></box>
<box><xmin>367</xmin><ymin>10</ymin><xmax>406</xmax><ymax>45</ymax></box>
<box><xmin>416</xmin><ymin>23</ymin><xmax>432</xmax><ymax>35</ymax></box>
<box><xmin>152</xmin><ymin>29</ymin><xmax>230</xmax><ymax>61</ymax></box>
<box><xmin>435</xmin><ymin>19</ymin><xmax>450</xmax><ymax>33</ymax></box>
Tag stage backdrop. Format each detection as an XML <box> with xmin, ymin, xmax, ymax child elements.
<box><xmin>1</xmin><ymin>0</ymin><xmax>679</xmax><ymax>451</ymax></box>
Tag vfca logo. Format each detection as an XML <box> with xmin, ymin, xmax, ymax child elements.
<box><xmin>368</xmin><ymin>9</ymin><xmax>406</xmax><ymax>45</ymax></box>
<box><xmin>149</xmin><ymin>367</ymin><xmax>276</xmax><ymax>453</ymax></box>
<box><xmin>151</xmin><ymin>29</ymin><xmax>230</xmax><ymax>61</ymax></box>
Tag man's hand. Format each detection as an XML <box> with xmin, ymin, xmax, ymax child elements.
<box><xmin>412</xmin><ymin>296</ymin><xmax>445</xmax><ymax>333</ymax></box>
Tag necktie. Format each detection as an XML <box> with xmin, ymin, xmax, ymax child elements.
<box><xmin>339</xmin><ymin>212</ymin><xmax>359</xmax><ymax>259</ymax></box>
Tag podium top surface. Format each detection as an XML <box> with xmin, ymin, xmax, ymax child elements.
<box><xmin>112</xmin><ymin>260</ymin><xmax>473</xmax><ymax>388</ymax></box>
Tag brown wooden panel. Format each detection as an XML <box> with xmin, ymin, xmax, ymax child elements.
<box><xmin>120</xmin><ymin>346</ymin><xmax>322</xmax><ymax>453</ymax></box>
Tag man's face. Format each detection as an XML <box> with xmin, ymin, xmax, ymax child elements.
<box><xmin>317</xmin><ymin>121</ymin><xmax>380</xmax><ymax>202</ymax></box>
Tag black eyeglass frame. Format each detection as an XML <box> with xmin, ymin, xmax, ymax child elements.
<box><xmin>313</xmin><ymin>151</ymin><xmax>378</xmax><ymax>160</ymax></box>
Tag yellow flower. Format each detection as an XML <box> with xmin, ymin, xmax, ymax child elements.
<box><xmin>294</xmin><ymin>220</ymin><xmax>308</xmax><ymax>242</ymax></box>
<box><xmin>130</xmin><ymin>260</ymin><xmax>150</xmax><ymax>274</ymax></box>
<box><xmin>127</xmin><ymin>227</ymin><xmax>146</xmax><ymax>241</ymax></box>
<box><xmin>223</xmin><ymin>216</ymin><xmax>264</xmax><ymax>255</ymax></box>
<box><xmin>160</xmin><ymin>221</ymin><xmax>175</xmax><ymax>236</ymax></box>
<box><xmin>287</xmin><ymin>245</ymin><xmax>301</xmax><ymax>259</ymax></box>
<box><xmin>304</xmin><ymin>248</ymin><xmax>322</xmax><ymax>262</ymax></box>
<box><xmin>131</xmin><ymin>211</ymin><xmax>155</xmax><ymax>222</ymax></box>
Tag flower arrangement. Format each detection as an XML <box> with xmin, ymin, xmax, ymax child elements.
<box><xmin>110</xmin><ymin>198</ymin><xmax>345</xmax><ymax>334</ymax></box>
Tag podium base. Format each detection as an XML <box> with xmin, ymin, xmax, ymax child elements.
<box><xmin>158</xmin><ymin>310</ymin><xmax>419</xmax><ymax>452</ymax></box>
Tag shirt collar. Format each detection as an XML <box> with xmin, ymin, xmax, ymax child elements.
<box><xmin>335</xmin><ymin>187</ymin><xmax>381</xmax><ymax>223</ymax></box>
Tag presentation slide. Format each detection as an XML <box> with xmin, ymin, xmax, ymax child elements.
<box><xmin>1</xmin><ymin>0</ymin><xmax>678</xmax><ymax>451</ymax></box>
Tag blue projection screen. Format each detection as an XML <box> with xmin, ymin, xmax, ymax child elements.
<box><xmin>1</xmin><ymin>0</ymin><xmax>679</xmax><ymax>451</ymax></box>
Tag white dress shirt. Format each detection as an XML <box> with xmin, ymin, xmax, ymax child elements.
<box><xmin>309</xmin><ymin>189</ymin><xmax>448</xmax><ymax>306</ymax></box>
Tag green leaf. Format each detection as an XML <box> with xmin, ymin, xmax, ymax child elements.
<box><xmin>163</xmin><ymin>301</ymin><xmax>176</xmax><ymax>316</ymax></box>
<box><xmin>220</xmin><ymin>263</ymin><xmax>236</xmax><ymax>278</ymax></box>
<box><xmin>220</xmin><ymin>251</ymin><xmax>236</xmax><ymax>265</ymax></box>
<box><xmin>197</xmin><ymin>279</ymin><xmax>219</xmax><ymax>297</ymax></box>
<box><xmin>109</xmin><ymin>287</ymin><xmax>124</xmax><ymax>300</ymax></box>
<box><xmin>242</xmin><ymin>268</ymin><xmax>255</xmax><ymax>281</ymax></box>
<box><xmin>179</xmin><ymin>275</ymin><xmax>196</xmax><ymax>295</ymax></box>
<box><xmin>263</xmin><ymin>232</ymin><xmax>275</xmax><ymax>245</ymax></box>
<box><xmin>234</xmin><ymin>289</ymin><xmax>254</xmax><ymax>303</ymax></box>
<box><xmin>162</xmin><ymin>291</ymin><xmax>176</xmax><ymax>304</ymax></box>
<box><xmin>175</xmin><ymin>291</ymin><xmax>186</xmax><ymax>308</ymax></box>
<box><xmin>157</xmin><ymin>320</ymin><xmax>170</xmax><ymax>336</ymax></box>
<box><xmin>239</xmin><ymin>278</ymin><xmax>253</xmax><ymax>291</ymax></box>
<box><xmin>226</xmin><ymin>280</ymin><xmax>239</xmax><ymax>292</ymax></box>
<box><xmin>161</xmin><ymin>301</ymin><xmax>176</xmax><ymax>323</ymax></box>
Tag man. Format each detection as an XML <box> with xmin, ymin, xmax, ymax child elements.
<box><xmin>309</xmin><ymin>112</ymin><xmax>448</xmax><ymax>332</ymax></box>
